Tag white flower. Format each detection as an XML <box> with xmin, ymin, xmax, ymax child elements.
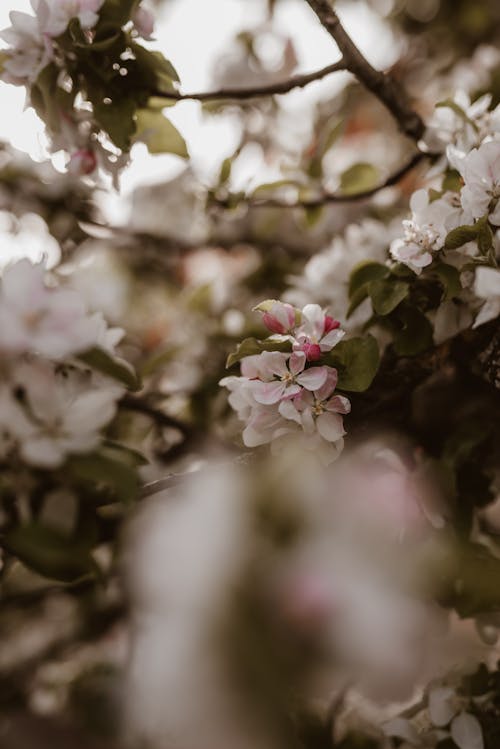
<box><xmin>473</xmin><ymin>266</ymin><xmax>500</xmax><ymax>327</ymax></box>
<box><xmin>0</xmin><ymin>259</ymin><xmax>119</xmax><ymax>359</ymax></box>
<box><xmin>455</xmin><ymin>140</ymin><xmax>500</xmax><ymax>225</ymax></box>
<box><xmin>390</xmin><ymin>190</ymin><xmax>447</xmax><ymax>273</ymax></box>
<box><xmin>0</xmin><ymin>10</ymin><xmax>52</xmax><ymax>85</ymax></box>
<box><xmin>286</xmin><ymin>219</ymin><xmax>396</xmax><ymax>331</ymax></box>
<box><xmin>7</xmin><ymin>360</ymin><xmax>121</xmax><ymax>468</ymax></box>
<box><xmin>132</xmin><ymin>3</ymin><xmax>155</xmax><ymax>39</ymax></box>
<box><xmin>36</xmin><ymin>0</ymin><xmax>104</xmax><ymax>37</ymax></box>
<box><xmin>425</xmin><ymin>91</ymin><xmax>500</xmax><ymax>153</ymax></box>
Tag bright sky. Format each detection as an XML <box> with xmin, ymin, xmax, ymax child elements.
<box><xmin>0</xmin><ymin>1</ymin><xmax>397</xmax><ymax>206</ymax></box>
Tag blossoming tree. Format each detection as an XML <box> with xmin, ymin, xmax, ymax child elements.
<box><xmin>0</xmin><ymin>1</ymin><xmax>499</xmax><ymax>748</ymax></box>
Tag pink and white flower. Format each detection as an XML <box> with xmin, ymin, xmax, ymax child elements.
<box><xmin>293</xmin><ymin>304</ymin><xmax>344</xmax><ymax>356</ymax></box>
<box><xmin>256</xmin><ymin>299</ymin><xmax>297</xmax><ymax>335</ymax></box>
<box><xmin>246</xmin><ymin>350</ymin><xmax>331</xmax><ymax>405</ymax></box>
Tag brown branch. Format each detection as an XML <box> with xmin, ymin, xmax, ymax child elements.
<box><xmin>152</xmin><ymin>60</ymin><xmax>346</xmax><ymax>102</ymax></box>
<box><xmin>121</xmin><ymin>395</ymin><xmax>191</xmax><ymax>435</ymax></box>
<box><xmin>214</xmin><ymin>150</ymin><xmax>429</xmax><ymax>210</ymax></box>
<box><xmin>304</xmin><ymin>0</ymin><xmax>425</xmax><ymax>141</ymax></box>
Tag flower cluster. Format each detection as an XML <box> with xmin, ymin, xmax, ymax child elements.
<box><xmin>0</xmin><ymin>1</ymin><xmax>171</xmax><ymax>183</ymax></box>
<box><xmin>384</xmin><ymin>93</ymin><xmax>500</xmax><ymax>332</ymax></box>
<box><xmin>285</xmin><ymin>218</ymin><xmax>400</xmax><ymax>333</ymax></box>
<box><xmin>0</xmin><ymin>259</ymin><xmax>128</xmax><ymax>467</ymax></box>
<box><xmin>221</xmin><ymin>301</ymin><xmax>351</xmax><ymax>464</ymax></box>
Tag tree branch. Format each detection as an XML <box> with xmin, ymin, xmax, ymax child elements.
<box><xmin>304</xmin><ymin>0</ymin><xmax>425</xmax><ymax>141</ymax></box>
<box><xmin>152</xmin><ymin>60</ymin><xmax>346</xmax><ymax>102</ymax></box>
<box><xmin>214</xmin><ymin>150</ymin><xmax>429</xmax><ymax>210</ymax></box>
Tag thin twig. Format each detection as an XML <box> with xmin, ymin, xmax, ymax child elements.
<box><xmin>214</xmin><ymin>150</ymin><xmax>429</xmax><ymax>210</ymax></box>
<box><xmin>121</xmin><ymin>395</ymin><xmax>190</xmax><ymax>435</ymax></box>
<box><xmin>151</xmin><ymin>60</ymin><xmax>346</xmax><ymax>102</ymax></box>
<box><xmin>304</xmin><ymin>0</ymin><xmax>425</xmax><ymax>141</ymax></box>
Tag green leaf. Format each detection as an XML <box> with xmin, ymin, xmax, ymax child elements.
<box><xmin>368</xmin><ymin>279</ymin><xmax>409</xmax><ymax>315</ymax></box>
<box><xmin>348</xmin><ymin>261</ymin><xmax>389</xmax><ymax>297</ymax></box>
<box><xmin>392</xmin><ymin>307</ymin><xmax>433</xmax><ymax>356</ymax></box>
<box><xmin>442</xmin><ymin>170</ymin><xmax>462</xmax><ymax>193</ymax></box>
<box><xmin>251</xmin><ymin>179</ymin><xmax>300</xmax><ymax>199</ymax></box>
<box><xmin>324</xmin><ymin>335</ymin><xmax>380</xmax><ymax>392</ymax></box>
<box><xmin>96</xmin><ymin>0</ymin><xmax>137</xmax><ymax>32</ymax></box>
<box><xmin>452</xmin><ymin>544</ymin><xmax>500</xmax><ymax>617</ymax></box>
<box><xmin>340</xmin><ymin>163</ymin><xmax>379</xmax><ymax>196</ymax></box>
<box><xmin>432</xmin><ymin>263</ymin><xmax>462</xmax><ymax>300</ymax></box>
<box><xmin>318</xmin><ymin>118</ymin><xmax>344</xmax><ymax>157</ymax></box>
<box><xmin>226</xmin><ymin>338</ymin><xmax>292</xmax><ymax>368</ymax></box>
<box><xmin>477</xmin><ymin>220</ymin><xmax>494</xmax><ymax>255</ymax></box>
<box><xmin>91</xmin><ymin>94</ymin><xmax>137</xmax><ymax>150</ymax></box>
<box><xmin>346</xmin><ymin>286</ymin><xmax>369</xmax><ymax>318</ymax></box>
<box><xmin>135</xmin><ymin>108</ymin><xmax>188</xmax><ymax>157</ymax></box>
<box><xmin>78</xmin><ymin>347</ymin><xmax>141</xmax><ymax>391</ymax></box>
<box><xmin>31</xmin><ymin>63</ymin><xmax>75</xmax><ymax>134</ymax></box>
<box><xmin>218</xmin><ymin>157</ymin><xmax>233</xmax><ymax>185</ymax></box>
<box><xmin>3</xmin><ymin>524</ymin><xmax>96</xmax><ymax>582</ymax></box>
<box><xmin>129</xmin><ymin>43</ymin><xmax>179</xmax><ymax>94</ymax></box>
<box><xmin>66</xmin><ymin>450</ymin><xmax>139</xmax><ymax>505</ymax></box>
<box><xmin>303</xmin><ymin>204</ymin><xmax>324</xmax><ymax>227</ymax></box>
<box><xmin>444</xmin><ymin>223</ymin><xmax>479</xmax><ymax>250</ymax></box>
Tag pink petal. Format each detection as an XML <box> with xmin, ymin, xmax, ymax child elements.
<box><xmin>326</xmin><ymin>394</ymin><xmax>351</xmax><ymax>415</ymax></box>
<box><xmin>315</xmin><ymin>367</ymin><xmax>338</xmax><ymax>400</ymax></box>
<box><xmin>296</xmin><ymin>366</ymin><xmax>328</xmax><ymax>391</ymax></box>
<box><xmin>316</xmin><ymin>412</ymin><xmax>346</xmax><ymax>442</ymax></box>
<box><xmin>250</xmin><ymin>380</ymin><xmax>285</xmax><ymax>405</ymax></box>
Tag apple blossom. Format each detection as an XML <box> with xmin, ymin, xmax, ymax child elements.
<box><xmin>132</xmin><ymin>3</ymin><xmax>155</xmax><ymax>40</ymax></box>
<box><xmin>0</xmin><ymin>11</ymin><xmax>52</xmax><ymax>85</ymax></box>
<box><xmin>221</xmin><ymin>298</ymin><xmax>354</xmax><ymax>460</ymax></box>
<box><xmin>0</xmin><ymin>259</ymin><xmax>122</xmax><ymax>359</ymax></box>
<box><xmin>424</xmin><ymin>91</ymin><xmax>500</xmax><ymax>154</ymax></box>
<box><xmin>256</xmin><ymin>300</ymin><xmax>297</xmax><ymax>335</ymax></box>
<box><xmin>473</xmin><ymin>266</ymin><xmax>500</xmax><ymax>327</ymax></box>
<box><xmin>390</xmin><ymin>189</ymin><xmax>469</xmax><ymax>273</ymax></box>
<box><xmin>1</xmin><ymin>359</ymin><xmax>122</xmax><ymax>468</ymax></box>
<box><xmin>455</xmin><ymin>140</ymin><xmax>500</xmax><ymax>225</ymax></box>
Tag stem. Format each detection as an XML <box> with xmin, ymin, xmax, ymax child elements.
<box><xmin>215</xmin><ymin>150</ymin><xmax>428</xmax><ymax>210</ymax></box>
<box><xmin>152</xmin><ymin>60</ymin><xmax>346</xmax><ymax>102</ymax></box>
<box><xmin>304</xmin><ymin>0</ymin><xmax>425</xmax><ymax>141</ymax></box>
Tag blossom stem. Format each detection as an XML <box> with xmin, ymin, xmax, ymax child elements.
<box><xmin>304</xmin><ymin>0</ymin><xmax>425</xmax><ymax>141</ymax></box>
<box><xmin>150</xmin><ymin>60</ymin><xmax>346</xmax><ymax>102</ymax></box>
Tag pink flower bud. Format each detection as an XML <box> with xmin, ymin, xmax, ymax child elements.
<box><xmin>262</xmin><ymin>311</ymin><xmax>286</xmax><ymax>334</ymax></box>
<box><xmin>261</xmin><ymin>302</ymin><xmax>296</xmax><ymax>334</ymax></box>
<box><xmin>303</xmin><ymin>342</ymin><xmax>321</xmax><ymax>362</ymax></box>
<box><xmin>132</xmin><ymin>4</ymin><xmax>155</xmax><ymax>39</ymax></box>
<box><xmin>324</xmin><ymin>315</ymin><xmax>340</xmax><ymax>334</ymax></box>
<box><xmin>69</xmin><ymin>149</ymin><xmax>97</xmax><ymax>176</ymax></box>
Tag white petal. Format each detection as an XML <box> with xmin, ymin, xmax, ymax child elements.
<box><xmin>296</xmin><ymin>367</ymin><xmax>327</xmax><ymax>391</ymax></box>
<box><xmin>451</xmin><ymin>712</ymin><xmax>483</xmax><ymax>749</ymax></box>
<box><xmin>316</xmin><ymin>412</ymin><xmax>346</xmax><ymax>442</ymax></box>
<box><xmin>429</xmin><ymin>687</ymin><xmax>457</xmax><ymax>727</ymax></box>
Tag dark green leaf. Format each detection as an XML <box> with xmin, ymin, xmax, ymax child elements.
<box><xmin>66</xmin><ymin>450</ymin><xmax>139</xmax><ymax>505</ymax></box>
<box><xmin>78</xmin><ymin>347</ymin><xmax>141</xmax><ymax>391</ymax></box>
<box><xmin>444</xmin><ymin>223</ymin><xmax>479</xmax><ymax>250</ymax></box>
<box><xmin>4</xmin><ymin>524</ymin><xmax>96</xmax><ymax>582</ymax></box>
<box><xmin>393</xmin><ymin>307</ymin><xmax>433</xmax><ymax>356</ymax></box>
<box><xmin>91</xmin><ymin>94</ymin><xmax>137</xmax><ymax>150</ymax></box>
<box><xmin>477</xmin><ymin>220</ymin><xmax>494</xmax><ymax>255</ymax></box>
<box><xmin>348</xmin><ymin>261</ymin><xmax>389</xmax><ymax>297</ymax></box>
<box><xmin>324</xmin><ymin>335</ymin><xmax>380</xmax><ymax>392</ymax></box>
<box><xmin>432</xmin><ymin>263</ymin><xmax>462</xmax><ymax>300</ymax></box>
<box><xmin>368</xmin><ymin>278</ymin><xmax>409</xmax><ymax>315</ymax></box>
<box><xmin>226</xmin><ymin>338</ymin><xmax>292</xmax><ymax>368</ymax></box>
